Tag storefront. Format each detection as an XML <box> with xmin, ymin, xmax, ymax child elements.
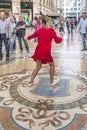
<box><xmin>20</xmin><ymin>1</ymin><xmax>33</xmax><ymax>26</ymax></box>
<box><xmin>0</xmin><ymin>0</ymin><xmax>12</xmax><ymax>17</ymax></box>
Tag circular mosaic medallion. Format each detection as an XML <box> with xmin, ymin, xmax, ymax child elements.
<box><xmin>9</xmin><ymin>73</ymin><xmax>87</xmax><ymax>110</ymax></box>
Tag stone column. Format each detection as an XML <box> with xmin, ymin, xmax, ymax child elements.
<box><xmin>86</xmin><ymin>0</ymin><xmax>87</xmax><ymax>13</ymax></box>
<box><xmin>12</xmin><ymin>0</ymin><xmax>21</xmax><ymax>20</ymax></box>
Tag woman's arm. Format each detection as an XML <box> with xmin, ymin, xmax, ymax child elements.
<box><xmin>51</xmin><ymin>28</ymin><xmax>62</xmax><ymax>43</ymax></box>
<box><xmin>27</xmin><ymin>30</ymin><xmax>38</xmax><ymax>40</ymax></box>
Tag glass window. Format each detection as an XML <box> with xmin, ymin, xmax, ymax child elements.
<box><xmin>74</xmin><ymin>8</ymin><xmax>77</xmax><ymax>11</ymax></box>
<box><xmin>73</xmin><ymin>0</ymin><xmax>77</xmax><ymax>6</ymax></box>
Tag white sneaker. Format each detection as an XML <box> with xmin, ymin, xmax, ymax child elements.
<box><xmin>50</xmin><ymin>79</ymin><xmax>59</xmax><ymax>86</ymax></box>
<box><xmin>28</xmin><ymin>82</ymin><xmax>34</xmax><ymax>87</ymax></box>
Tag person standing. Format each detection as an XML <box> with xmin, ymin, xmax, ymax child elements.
<box><xmin>74</xmin><ymin>18</ymin><xmax>77</xmax><ymax>28</ymax></box>
<box><xmin>55</xmin><ymin>19</ymin><xmax>58</xmax><ymax>29</ymax></box>
<box><xmin>59</xmin><ymin>18</ymin><xmax>65</xmax><ymax>33</ymax></box>
<box><xmin>16</xmin><ymin>16</ymin><xmax>29</xmax><ymax>52</ymax></box>
<box><xmin>34</xmin><ymin>17</ymin><xmax>41</xmax><ymax>43</ymax></box>
<box><xmin>8</xmin><ymin>16</ymin><xmax>16</xmax><ymax>53</ymax></box>
<box><xmin>66</xmin><ymin>17</ymin><xmax>70</xmax><ymax>34</ymax></box>
<box><xmin>70</xmin><ymin>18</ymin><xmax>74</xmax><ymax>33</ymax></box>
<box><xmin>0</xmin><ymin>12</ymin><xmax>10</xmax><ymax>61</ymax></box>
<box><xmin>7</xmin><ymin>11</ymin><xmax>16</xmax><ymax>51</ymax></box>
<box><xmin>78</xmin><ymin>12</ymin><xmax>87</xmax><ymax>51</ymax></box>
<box><xmin>27</xmin><ymin>18</ymin><xmax>62</xmax><ymax>87</ymax></box>
<box><xmin>52</xmin><ymin>18</ymin><xmax>55</xmax><ymax>28</ymax></box>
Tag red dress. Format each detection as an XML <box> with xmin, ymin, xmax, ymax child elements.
<box><xmin>27</xmin><ymin>27</ymin><xmax>62</xmax><ymax>64</ymax></box>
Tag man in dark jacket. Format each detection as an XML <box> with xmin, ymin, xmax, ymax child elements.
<box><xmin>16</xmin><ymin>16</ymin><xmax>29</xmax><ymax>52</ymax></box>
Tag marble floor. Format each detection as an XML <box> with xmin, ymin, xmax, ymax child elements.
<box><xmin>0</xmin><ymin>29</ymin><xmax>87</xmax><ymax>130</ymax></box>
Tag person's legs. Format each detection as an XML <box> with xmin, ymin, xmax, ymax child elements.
<box><xmin>84</xmin><ymin>34</ymin><xmax>87</xmax><ymax>49</ymax></box>
<box><xmin>82</xmin><ymin>34</ymin><xmax>86</xmax><ymax>50</ymax></box>
<box><xmin>71</xmin><ymin>25</ymin><xmax>73</xmax><ymax>33</ymax></box>
<box><xmin>13</xmin><ymin>36</ymin><xmax>16</xmax><ymax>51</ymax></box>
<box><xmin>22</xmin><ymin>36</ymin><xmax>29</xmax><ymax>51</ymax></box>
<box><xmin>8</xmin><ymin>39</ymin><xmax>11</xmax><ymax>52</ymax></box>
<box><xmin>62</xmin><ymin>27</ymin><xmax>65</xmax><ymax>33</ymax></box>
<box><xmin>0</xmin><ymin>35</ymin><xmax>3</xmax><ymax>59</ymax></box>
<box><xmin>49</xmin><ymin>62</ymin><xmax>55</xmax><ymax>84</ymax></box>
<box><xmin>17</xmin><ymin>36</ymin><xmax>23</xmax><ymax>51</ymax></box>
<box><xmin>29</xmin><ymin>60</ymin><xmax>42</xmax><ymax>83</ymax></box>
<box><xmin>59</xmin><ymin>27</ymin><xmax>61</xmax><ymax>32</ymax></box>
<box><xmin>67</xmin><ymin>26</ymin><xmax>70</xmax><ymax>33</ymax></box>
<box><xmin>11</xmin><ymin>35</ymin><xmax>16</xmax><ymax>52</ymax></box>
<box><xmin>3</xmin><ymin>34</ymin><xmax>9</xmax><ymax>59</ymax></box>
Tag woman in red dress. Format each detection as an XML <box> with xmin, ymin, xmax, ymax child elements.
<box><xmin>27</xmin><ymin>18</ymin><xmax>62</xmax><ymax>86</ymax></box>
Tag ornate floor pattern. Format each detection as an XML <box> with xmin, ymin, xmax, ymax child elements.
<box><xmin>0</xmin><ymin>30</ymin><xmax>87</xmax><ymax>130</ymax></box>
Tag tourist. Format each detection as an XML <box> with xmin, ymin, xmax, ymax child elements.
<box><xmin>34</xmin><ymin>17</ymin><xmax>41</xmax><ymax>43</ymax></box>
<box><xmin>0</xmin><ymin>12</ymin><xmax>10</xmax><ymax>61</ymax></box>
<box><xmin>66</xmin><ymin>17</ymin><xmax>70</xmax><ymax>34</ymax></box>
<box><xmin>59</xmin><ymin>18</ymin><xmax>65</xmax><ymax>33</ymax></box>
<box><xmin>78</xmin><ymin>12</ymin><xmax>87</xmax><ymax>51</ymax></box>
<box><xmin>8</xmin><ymin>16</ymin><xmax>16</xmax><ymax>53</ymax></box>
<box><xmin>16</xmin><ymin>16</ymin><xmax>29</xmax><ymax>52</ymax></box>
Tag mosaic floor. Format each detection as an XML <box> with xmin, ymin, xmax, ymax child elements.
<box><xmin>0</xmin><ymin>29</ymin><xmax>87</xmax><ymax>130</ymax></box>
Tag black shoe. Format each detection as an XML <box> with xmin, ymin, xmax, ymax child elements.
<box><xmin>81</xmin><ymin>49</ymin><xmax>86</xmax><ymax>51</ymax></box>
<box><xmin>6</xmin><ymin>57</ymin><xmax>9</xmax><ymax>61</ymax></box>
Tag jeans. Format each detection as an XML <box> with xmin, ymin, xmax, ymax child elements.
<box><xmin>82</xmin><ymin>33</ymin><xmax>87</xmax><ymax>50</ymax></box>
<box><xmin>13</xmin><ymin>38</ymin><xmax>16</xmax><ymax>51</ymax></box>
<box><xmin>59</xmin><ymin>26</ymin><xmax>65</xmax><ymax>32</ymax></box>
<box><xmin>71</xmin><ymin>25</ymin><xmax>73</xmax><ymax>33</ymax></box>
<box><xmin>17</xmin><ymin>36</ymin><xmax>29</xmax><ymax>51</ymax></box>
<box><xmin>0</xmin><ymin>34</ymin><xmax>9</xmax><ymax>58</ymax></box>
<box><xmin>9</xmin><ymin>34</ymin><xmax>15</xmax><ymax>52</ymax></box>
<box><xmin>66</xmin><ymin>25</ymin><xmax>70</xmax><ymax>34</ymax></box>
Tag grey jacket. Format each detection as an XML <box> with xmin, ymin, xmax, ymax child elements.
<box><xmin>6</xmin><ymin>18</ymin><xmax>12</xmax><ymax>38</ymax></box>
<box><xmin>0</xmin><ymin>18</ymin><xmax>11</xmax><ymax>38</ymax></box>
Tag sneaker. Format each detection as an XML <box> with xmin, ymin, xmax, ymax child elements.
<box><xmin>81</xmin><ymin>48</ymin><xmax>86</xmax><ymax>51</ymax></box>
<box><xmin>28</xmin><ymin>82</ymin><xmax>34</xmax><ymax>87</ymax></box>
<box><xmin>50</xmin><ymin>79</ymin><xmax>59</xmax><ymax>86</ymax></box>
<box><xmin>6</xmin><ymin>57</ymin><xmax>9</xmax><ymax>61</ymax></box>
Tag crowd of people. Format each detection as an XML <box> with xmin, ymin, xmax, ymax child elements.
<box><xmin>0</xmin><ymin>11</ymin><xmax>29</xmax><ymax>61</ymax></box>
<box><xmin>0</xmin><ymin>11</ymin><xmax>87</xmax><ymax>62</ymax></box>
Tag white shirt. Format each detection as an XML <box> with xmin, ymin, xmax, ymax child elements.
<box><xmin>78</xmin><ymin>18</ymin><xmax>87</xmax><ymax>34</ymax></box>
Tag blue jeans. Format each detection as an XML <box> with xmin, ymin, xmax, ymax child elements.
<box><xmin>9</xmin><ymin>34</ymin><xmax>15</xmax><ymax>52</ymax></box>
<box><xmin>0</xmin><ymin>34</ymin><xmax>9</xmax><ymax>58</ymax></box>
<box><xmin>17</xmin><ymin>36</ymin><xmax>29</xmax><ymax>51</ymax></box>
<box><xmin>67</xmin><ymin>26</ymin><xmax>70</xmax><ymax>33</ymax></box>
<box><xmin>82</xmin><ymin>33</ymin><xmax>87</xmax><ymax>50</ymax></box>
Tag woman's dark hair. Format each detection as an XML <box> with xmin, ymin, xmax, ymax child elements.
<box><xmin>34</xmin><ymin>16</ymin><xmax>37</xmax><ymax>20</ymax></box>
<box><xmin>82</xmin><ymin>12</ymin><xmax>86</xmax><ymax>15</ymax></box>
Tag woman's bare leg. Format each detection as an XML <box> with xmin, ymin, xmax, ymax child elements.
<box><xmin>49</xmin><ymin>62</ymin><xmax>55</xmax><ymax>84</ymax></box>
<box><xmin>29</xmin><ymin>60</ymin><xmax>42</xmax><ymax>83</ymax></box>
